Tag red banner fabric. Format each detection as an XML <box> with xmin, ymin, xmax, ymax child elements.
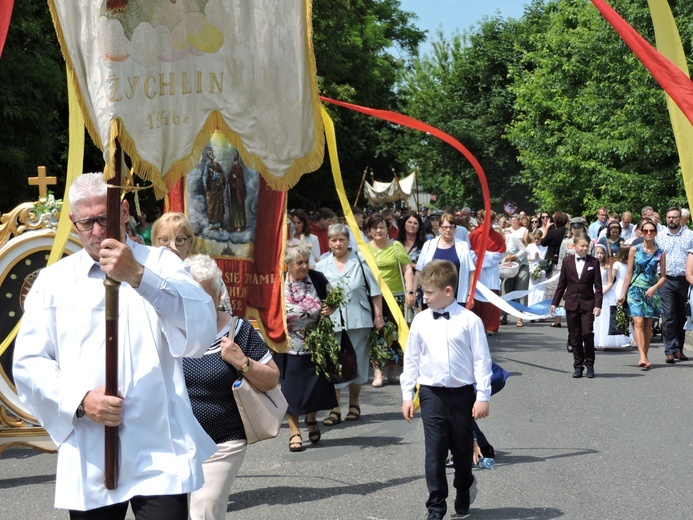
<box><xmin>589</xmin><ymin>0</ymin><xmax>693</xmax><ymax>125</ymax></box>
<box><xmin>169</xmin><ymin>175</ymin><xmax>287</xmax><ymax>349</ymax></box>
<box><xmin>319</xmin><ymin>96</ymin><xmax>491</xmax><ymax>306</ymax></box>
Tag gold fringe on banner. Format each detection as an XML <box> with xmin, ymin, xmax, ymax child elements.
<box><xmin>48</xmin><ymin>1</ymin><xmax>325</xmax><ymax>200</ymax></box>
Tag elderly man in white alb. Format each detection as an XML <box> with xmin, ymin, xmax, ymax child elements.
<box><xmin>13</xmin><ymin>173</ymin><xmax>218</xmax><ymax>519</ymax></box>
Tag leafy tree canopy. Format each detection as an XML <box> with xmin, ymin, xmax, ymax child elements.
<box><xmin>507</xmin><ymin>0</ymin><xmax>692</xmax><ymax>216</ymax></box>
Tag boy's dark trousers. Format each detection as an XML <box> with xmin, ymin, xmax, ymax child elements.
<box><xmin>566</xmin><ymin>309</ymin><xmax>595</xmax><ymax>368</ymax></box>
<box><xmin>419</xmin><ymin>384</ymin><xmax>475</xmax><ymax>516</ymax></box>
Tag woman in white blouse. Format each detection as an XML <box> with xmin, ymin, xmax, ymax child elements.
<box><xmin>502</xmin><ymin>215</ymin><xmax>530</xmax><ymax>327</ymax></box>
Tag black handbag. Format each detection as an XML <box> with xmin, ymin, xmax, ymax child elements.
<box><xmin>608</xmin><ymin>304</ymin><xmax>630</xmax><ymax>336</ymax></box>
<box><xmin>324</xmin><ymin>329</ymin><xmax>359</xmax><ymax>384</ymax></box>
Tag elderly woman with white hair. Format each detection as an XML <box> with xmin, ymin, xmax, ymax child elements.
<box><xmin>316</xmin><ymin>223</ymin><xmax>384</xmax><ymax>426</ymax></box>
<box><xmin>183</xmin><ymin>254</ymin><xmax>279</xmax><ymax>519</ymax></box>
<box><xmin>276</xmin><ymin>239</ymin><xmax>339</xmax><ymax>452</ymax></box>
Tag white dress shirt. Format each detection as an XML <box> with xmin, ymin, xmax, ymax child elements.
<box><xmin>13</xmin><ymin>241</ymin><xmax>218</xmax><ymax>511</ymax></box>
<box><xmin>575</xmin><ymin>255</ymin><xmax>586</xmax><ymax>277</ymax></box>
<box><xmin>401</xmin><ymin>301</ymin><xmax>492</xmax><ymax>402</ymax></box>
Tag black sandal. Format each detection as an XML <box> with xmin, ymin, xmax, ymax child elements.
<box><xmin>345</xmin><ymin>404</ymin><xmax>361</xmax><ymax>421</ymax></box>
<box><xmin>305</xmin><ymin>418</ymin><xmax>321</xmax><ymax>444</ymax></box>
<box><xmin>323</xmin><ymin>410</ymin><xmax>341</xmax><ymax>426</ymax></box>
<box><xmin>289</xmin><ymin>433</ymin><xmax>304</xmax><ymax>452</ymax></box>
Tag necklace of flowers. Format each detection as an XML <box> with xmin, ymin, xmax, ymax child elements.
<box><xmin>287</xmin><ymin>276</ymin><xmax>309</xmax><ymax>304</ymax></box>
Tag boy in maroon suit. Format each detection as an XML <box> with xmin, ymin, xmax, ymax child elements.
<box><xmin>550</xmin><ymin>233</ymin><xmax>603</xmax><ymax>378</ymax></box>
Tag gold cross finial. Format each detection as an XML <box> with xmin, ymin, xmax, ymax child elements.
<box><xmin>28</xmin><ymin>166</ymin><xmax>58</xmax><ymax>199</ymax></box>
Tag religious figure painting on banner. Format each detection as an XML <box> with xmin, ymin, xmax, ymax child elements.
<box><xmin>186</xmin><ymin>133</ymin><xmax>258</xmax><ymax>259</ymax></box>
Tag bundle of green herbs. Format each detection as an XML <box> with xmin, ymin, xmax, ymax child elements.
<box><xmin>304</xmin><ymin>284</ymin><xmax>348</xmax><ymax>377</ymax></box>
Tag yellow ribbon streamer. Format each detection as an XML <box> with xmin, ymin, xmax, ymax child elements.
<box><xmin>647</xmin><ymin>0</ymin><xmax>693</xmax><ymax>209</ymax></box>
<box><xmin>0</xmin><ymin>71</ymin><xmax>85</xmax><ymax>358</ymax></box>
<box><xmin>49</xmin><ymin>70</ymin><xmax>85</xmax><ymax>264</ymax></box>
<box><xmin>320</xmin><ymin>106</ymin><xmax>419</xmax><ymax>409</ymax></box>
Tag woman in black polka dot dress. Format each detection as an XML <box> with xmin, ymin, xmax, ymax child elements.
<box><xmin>183</xmin><ymin>254</ymin><xmax>280</xmax><ymax>519</ymax></box>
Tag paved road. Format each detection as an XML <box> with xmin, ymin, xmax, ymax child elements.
<box><xmin>2</xmin><ymin>322</ymin><xmax>692</xmax><ymax>519</ymax></box>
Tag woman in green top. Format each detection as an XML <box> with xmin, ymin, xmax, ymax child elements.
<box><xmin>366</xmin><ymin>214</ymin><xmax>414</xmax><ymax>387</ymax></box>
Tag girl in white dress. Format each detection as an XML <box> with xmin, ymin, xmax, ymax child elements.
<box><xmin>610</xmin><ymin>245</ymin><xmax>634</xmax><ymax>346</ymax></box>
<box><xmin>526</xmin><ymin>229</ymin><xmax>548</xmax><ymax>306</ymax></box>
<box><xmin>594</xmin><ymin>244</ymin><xmax>631</xmax><ymax>348</ymax></box>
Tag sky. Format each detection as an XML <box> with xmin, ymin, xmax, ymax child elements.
<box><xmin>398</xmin><ymin>0</ymin><xmax>529</xmax><ymax>53</ymax></box>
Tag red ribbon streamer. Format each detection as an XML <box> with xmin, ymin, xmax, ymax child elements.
<box><xmin>0</xmin><ymin>0</ymin><xmax>15</xmax><ymax>58</ymax></box>
<box><xmin>319</xmin><ymin>96</ymin><xmax>491</xmax><ymax>308</ymax></box>
<box><xmin>590</xmin><ymin>0</ymin><xmax>693</xmax><ymax>125</ymax></box>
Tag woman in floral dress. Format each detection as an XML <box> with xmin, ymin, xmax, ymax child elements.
<box><xmin>276</xmin><ymin>239</ymin><xmax>338</xmax><ymax>452</ymax></box>
<box><xmin>617</xmin><ymin>219</ymin><xmax>666</xmax><ymax>370</ymax></box>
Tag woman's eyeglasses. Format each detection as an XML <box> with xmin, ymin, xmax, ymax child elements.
<box><xmin>541</xmin><ymin>215</ymin><xmax>549</xmax><ymax>219</ymax></box>
<box><xmin>531</xmin><ymin>220</ymin><xmax>538</xmax><ymax>224</ymax></box>
<box><xmin>642</xmin><ymin>229</ymin><xmax>656</xmax><ymax>234</ymax></box>
<box><xmin>158</xmin><ymin>236</ymin><xmax>188</xmax><ymax>246</ymax></box>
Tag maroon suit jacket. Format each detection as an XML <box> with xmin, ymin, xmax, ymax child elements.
<box><xmin>551</xmin><ymin>255</ymin><xmax>603</xmax><ymax>312</ymax></box>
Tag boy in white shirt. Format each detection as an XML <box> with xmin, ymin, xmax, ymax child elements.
<box><xmin>401</xmin><ymin>260</ymin><xmax>493</xmax><ymax>519</ymax></box>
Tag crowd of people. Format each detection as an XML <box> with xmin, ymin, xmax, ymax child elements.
<box><xmin>12</xmin><ymin>172</ymin><xmax>693</xmax><ymax>519</ymax></box>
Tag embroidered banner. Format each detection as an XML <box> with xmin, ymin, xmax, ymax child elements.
<box><xmin>168</xmin><ymin>131</ymin><xmax>287</xmax><ymax>349</ymax></box>
<box><xmin>48</xmin><ymin>0</ymin><xmax>324</xmax><ymax>195</ymax></box>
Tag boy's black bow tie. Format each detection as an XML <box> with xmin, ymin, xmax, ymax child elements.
<box><xmin>433</xmin><ymin>311</ymin><xmax>450</xmax><ymax>320</ymax></box>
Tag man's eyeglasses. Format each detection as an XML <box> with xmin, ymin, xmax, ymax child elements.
<box><xmin>440</xmin><ymin>225</ymin><xmax>456</xmax><ymax>230</ymax></box>
<box><xmin>158</xmin><ymin>236</ymin><xmax>188</xmax><ymax>246</ymax></box>
<box><xmin>73</xmin><ymin>215</ymin><xmax>108</xmax><ymax>231</ymax></box>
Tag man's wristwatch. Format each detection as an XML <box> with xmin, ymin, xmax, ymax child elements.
<box><xmin>76</xmin><ymin>395</ymin><xmax>87</xmax><ymax>418</ymax></box>
<box><xmin>241</xmin><ymin>357</ymin><xmax>251</xmax><ymax>373</ymax></box>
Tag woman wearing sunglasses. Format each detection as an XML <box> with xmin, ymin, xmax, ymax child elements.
<box><xmin>617</xmin><ymin>219</ymin><xmax>666</xmax><ymax>370</ymax></box>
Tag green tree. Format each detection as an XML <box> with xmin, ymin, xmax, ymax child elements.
<box><xmin>0</xmin><ymin>1</ymin><xmax>103</xmax><ymax>211</ymax></box>
<box><xmin>288</xmin><ymin>0</ymin><xmax>425</xmax><ymax>211</ymax></box>
<box><xmin>508</xmin><ymin>0</ymin><xmax>692</xmax><ymax>216</ymax></box>
<box><xmin>395</xmin><ymin>13</ymin><xmax>535</xmax><ymax>212</ymax></box>
<box><xmin>0</xmin><ymin>1</ymin><xmax>67</xmax><ymax>210</ymax></box>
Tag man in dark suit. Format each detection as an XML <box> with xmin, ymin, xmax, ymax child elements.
<box><xmin>550</xmin><ymin>232</ymin><xmax>603</xmax><ymax>378</ymax></box>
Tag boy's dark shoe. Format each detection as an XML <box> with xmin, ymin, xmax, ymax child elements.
<box><xmin>454</xmin><ymin>493</ymin><xmax>470</xmax><ymax>516</ymax></box>
<box><xmin>424</xmin><ymin>511</ymin><xmax>444</xmax><ymax>520</ymax></box>
<box><xmin>454</xmin><ymin>479</ymin><xmax>477</xmax><ymax>516</ymax></box>
<box><xmin>585</xmin><ymin>366</ymin><xmax>595</xmax><ymax>378</ymax></box>
<box><xmin>572</xmin><ymin>367</ymin><xmax>584</xmax><ymax>378</ymax></box>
